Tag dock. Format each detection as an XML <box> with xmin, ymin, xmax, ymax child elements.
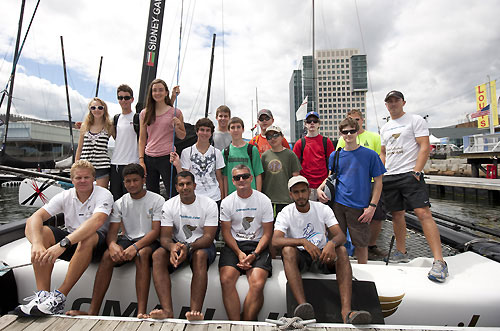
<box><xmin>0</xmin><ymin>315</ymin><xmax>481</xmax><ymax>331</ymax></box>
<box><xmin>425</xmin><ymin>174</ymin><xmax>500</xmax><ymax>204</ymax></box>
<box><xmin>425</xmin><ymin>175</ymin><xmax>500</xmax><ymax>191</ymax></box>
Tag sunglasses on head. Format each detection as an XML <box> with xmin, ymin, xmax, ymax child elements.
<box><xmin>233</xmin><ymin>173</ymin><xmax>251</xmax><ymax>181</ymax></box>
<box><xmin>90</xmin><ymin>106</ymin><xmax>104</xmax><ymax>111</ymax></box>
<box><xmin>340</xmin><ymin>129</ymin><xmax>357</xmax><ymax>135</ymax></box>
<box><xmin>266</xmin><ymin>132</ymin><xmax>281</xmax><ymax>140</ymax></box>
<box><xmin>259</xmin><ymin>115</ymin><xmax>271</xmax><ymax>121</ymax></box>
<box><xmin>117</xmin><ymin>96</ymin><xmax>132</xmax><ymax>101</ymax></box>
<box><xmin>305</xmin><ymin>118</ymin><xmax>319</xmax><ymax>124</ymax></box>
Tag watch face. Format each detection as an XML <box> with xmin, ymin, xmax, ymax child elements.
<box><xmin>60</xmin><ymin>238</ymin><xmax>70</xmax><ymax>248</ymax></box>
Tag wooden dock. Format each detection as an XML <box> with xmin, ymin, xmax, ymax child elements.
<box><xmin>0</xmin><ymin>314</ymin><xmax>484</xmax><ymax>331</ymax></box>
<box><xmin>425</xmin><ymin>175</ymin><xmax>500</xmax><ymax>191</ymax></box>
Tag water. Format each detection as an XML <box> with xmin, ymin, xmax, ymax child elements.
<box><xmin>0</xmin><ymin>186</ymin><xmax>38</xmax><ymax>224</ymax></box>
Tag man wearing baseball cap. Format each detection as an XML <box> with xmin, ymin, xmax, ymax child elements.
<box><xmin>249</xmin><ymin>109</ymin><xmax>291</xmax><ymax>156</ymax></box>
<box><xmin>293</xmin><ymin>111</ymin><xmax>335</xmax><ymax>201</ymax></box>
<box><xmin>272</xmin><ymin>176</ymin><xmax>371</xmax><ymax>324</ymax></box>
<box><xmin>380</xmin><ymin>90</ymin><xmax>448</xmax><ymax>282</ymax></box>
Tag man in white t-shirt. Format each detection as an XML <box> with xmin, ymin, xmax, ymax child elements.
<box><xmin>219</xmin><ymin>164</ymin><xmax>274</xmax><ymax>321</ymax></box>
<box><xmin>110</xmin><ymin>84</ymin><xmax>140</xmax><ymax>200</ymax></box>
<box><xmin>380</xmin><ymin>90</ymin><xmax>448</xmax><ymax>283</ymax></box>
<box><xmin>148</xmin><ymin>171</ymin><xmax>218</xmax><ymax>321</ymax></box>
<box><xmin>66</xmin><ymin>163</ymin><xmax>164</xmax><ymax>318</ymax></box>
<box><xmin>15</xmin><ymin>160</ymin><xmax>114</xmax><ymax>317</ymax></box>
<box><xmin>272</xmin><ymin>176</ymin><xmax>371</xmax><ymax>324</ymax></box>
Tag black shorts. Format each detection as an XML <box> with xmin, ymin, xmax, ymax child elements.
<box><xmin>166</xmin><ymin>242</ymin><xmax>217</xmax><ymax>274</ymax></box>
<box><xmin>371</xmin><ymin>183</ymin><xmax>386</xmax><ymax>221</ymax></box>
<box><xmin>113</xmin><ymin>237</ymin><xmax>161</xmax><ymax>267</ymax></box>
<box><xmin>295</xmin><ymin>248</ymin><xmax>336</xmax><ymax>274</ymax></box>
<box><xmin>95</xmin><ymin>168</ymin><xmax>110</xmax><ymax>179</ymax></box>
<box><xmin>218</xmin><ymin>241</ymin><xmax>272</xmax><ymax>277</ymax></box>
<box><xmin>48</xmin><ymin>225</ymin><xmax>107</xmax><ymax>262</ymax></box>
<box><xmin>382</xmin><ymin>172</ymin><xmax>431</xmax><ymax>212</ymax></box>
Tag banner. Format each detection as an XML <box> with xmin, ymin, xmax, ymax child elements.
<box><xmin>475</xmin><ymin>84</ymin><xmax>488</xmax><ymax>128</ymax></box>
<box><xmin>296</xmin><ymin>96</ymin><xmax>308</xmax><ymax>121</ymax></box>
<box><xmin>491</xmin><ymin>80</ymin><xmax>499</xmax><ymax>126</ymax></box>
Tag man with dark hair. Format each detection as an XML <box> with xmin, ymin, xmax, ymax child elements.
<box><xmin>66</xmin><ymin>163</ymin><xmax>164</xmax><ymax>318</ymax></box>
<box><xmin>15</xmin><ymin>160</ymin><xmax>113</xmax><ymax>316</ymax></box>
<box><xmin>249</xmin><ymin>109</ymin><xmax>290</xmax><ymax>156</ymax></box>
<box><xmin>219</xmin><ymin>164</ymin><xmax>274</xmax><ymax>321</ymax></box>
<box><xmin>149</xmin><ymin>171</ymin><xmax>218</xmax><ymax>321</ymax></box>
<box><xmin>213</xmin><ymin>105</ymin><xmax>232</xmax><ymax>151</ymax></box>
<box><xmin>273</xmin><ymin>176</ymin><xmax>371</xmax><ymax>324</ymax></box>
<box><xmin>381</xmin><ymin>90</ymin><xmax>448</xmax><ymax>282</ymax></box>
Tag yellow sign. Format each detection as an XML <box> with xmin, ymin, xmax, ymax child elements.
<box><xmin>476</xmin><ymin>84</ymin><xmax>488</xmax><ymax>128</ymax></box>
<box><xmin>491</xmin><ymin>80</ymin><xmax>499</xmax><ymax>126</ymax></box>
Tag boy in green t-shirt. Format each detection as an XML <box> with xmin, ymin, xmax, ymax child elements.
<box><xmin>223</xmin><ymin>117</ymin><xmax>263</xmax><ymax>196</ymax></box>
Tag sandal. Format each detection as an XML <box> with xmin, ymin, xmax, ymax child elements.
<box><xmin>345</xmin><ymin>310</ymin><xmax>371</xmax><ymax>324</ymax></box>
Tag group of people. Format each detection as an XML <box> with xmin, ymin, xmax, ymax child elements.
<box><xmin>14</xmin><ymin>82</ymin><xmax>448</xmax><ymax>325</ymax></box>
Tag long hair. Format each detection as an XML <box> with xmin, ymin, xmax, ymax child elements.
<box><xmin>144</xmin><ymin>79</ymin><xmax>173</xmax><ymax>126</ymax></box>
<box><xmin>82</xmin><ymin>97</ymin><xmax>113</xmax><ymax>135</ymax></box>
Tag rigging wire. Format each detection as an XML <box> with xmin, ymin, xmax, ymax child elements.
<box><xmin>354</xmin><ymin>0</ymin><xmax>380</xmax><ymax>132</ymax></box>
<box><xmin>178</xmin><ymin>0</ymin><xmax>197</xmax><ymax>80</ymax></box>
<box><xmin>158</xmin><ymin>0</ymin><xmax>182</xmax><ymax>79</ymax></box>
<box><xmin>187</xmin><ymin>67</ymin><xmax>210</xmax><ymax>123</ymax></box>
<box><xmin>221</xmin><ymin>0</ymin><xmax>226</xmax><ymax>104</ymax></box>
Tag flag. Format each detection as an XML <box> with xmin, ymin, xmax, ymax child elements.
<box><xmin>296</xmin><ymin>96</ymin><xmax>308</xmax><ymax>121</ymax></box>
<box><xmin>146</xmin><ymin>52</ymin><xmax>155</xmax><ymax>67</ymax></box>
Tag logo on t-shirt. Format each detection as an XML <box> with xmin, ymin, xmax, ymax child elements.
<box><xmin>242</xmin><ymin>217</ymin><xmax>254</xmax><ymax>230</ymax></box>
<box><xmin>268</xmin><ymin>159</ymin><xmax>283</xmax><ymax>174</ymax></box>
<box><xmin>183</xmin><ymin>224</ymin><xmax>197</xmax><ymax>239</ymax></box>
<box><xmin>303</xmin><ymin>223</ymin><xmax>321</xmax><ymax>247</ymax></box>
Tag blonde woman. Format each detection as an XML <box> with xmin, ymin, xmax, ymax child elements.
<box><xmin>76</xmin><ymin>97</ymin><xmax>114</xmax><ymax>188</ymax></box>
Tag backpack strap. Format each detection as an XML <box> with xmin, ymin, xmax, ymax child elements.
<box><xmin>247</xmin><ymin>143</ymin><xmax>253</xmax><ymax>160</ymax></box>
<box><xmin>223</xmin><ymin>145</ymin><xmax>230</xmax><ymax>166</ymax></box>
<box><xmin>299</xmin><ymin>137</ymin><xmax>306</xmax><ymax>164</ymax></box>
<box><xmin>322</xmin><ymin>136</ymin><xmax>329</xmax><ymax>172</ymax></box>
<box><xmin>113</xmin><ymin>114</ymin><xmax>120</xmax><ymax>131</ymax></box>
<box><xmin>133</xmin><ymin>113</ymin><xmax>140</xmax><ymax>137</ymax></box>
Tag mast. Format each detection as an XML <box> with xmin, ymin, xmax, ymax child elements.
<box><xmin>60</xmin><ymin>36</ymin><xmax>75</xmax><ymax>163</ymax></box>
<box><xmin>311</xmin><ymin>0</ymin><xmax>316</xmax><ymax>114</ymax></box>
<box><xmin>204</xmin><ymin>34</ymin><xmax>216</xmax><ymax>118</ymax></box>
<box><xmin>1</xmin><ymin>0</ymin><xmax>26</xmax><ymax>159</ymax></box>
<box><xmin>136</xmin><ymin>0</ymin><xmax>167</xmax><ymax>112</ymax></box>
<box><xmin>95</xmin><ymin>56</ymin><xmax>103</xmax><ymax>97</ymax></box>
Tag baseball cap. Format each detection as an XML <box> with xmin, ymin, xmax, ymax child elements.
<box><xmin>305</xmin><ymin>111</ymin><xmax>320</xmax><ymax>119</ymax></box>
<box><xmin>288</xmin><ymin>175</ymin><xmax>309</xmax><ymax>191</ymax></box>
<box><xmin>384</xmin><ymin>90</ymin><xmax>404</xmax><ymax>102</ymax></box>
<box><xmin>257</xmin><ymin>109</ymin><xmax>273</xmax><ymax>119</ymax></box>
<box><xmin>265</xmin><ymin>125</ymin><xmax>282</xmax><ymax>134</ymax></box>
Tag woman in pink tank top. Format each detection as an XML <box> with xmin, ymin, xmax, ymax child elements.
<box><xmin>138</xmin><ymin>79</ymin><xmax>186</xmax><ymax>198</ymax></box>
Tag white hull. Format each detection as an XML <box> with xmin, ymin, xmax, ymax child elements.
<box><xmin>1</xmin><ymin>237</ymin><xmax>500</xmax><ymax>327</ymax></box>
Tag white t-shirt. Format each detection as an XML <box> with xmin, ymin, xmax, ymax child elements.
<box><xmin>220</xmin><ymin>190</ymin><xmax>274</xmax><ymax>242</ymax></box>
<box><xmin>110</xmin><ymin>191</ymin><xmax>164</xmax><ymax>240</ymax></box>
<box><xmin>43</xmin><ymin>185</ymin><xmax>113</xmax><ymax>234</ymax></box>
<box><xmin>275</xmin><ymin>201</ymin><xmax>338</xmax><ymax>250</ymax></box>
<box><xmin>380</xmin><ymin>113</ymin><xmax>429</xmax><ymax>176</ymax></box>
<box><xmin>180</xmin><ymin>145</ymin><xmax>225</xmax><ymax>201</ymax></box>
<box><xmin>161</xmin><ymin>195</ymin><xmax>218</xmax><ymax>243</ymax></box>
<box><xmin>111</xmin><ymin>112</ymin><xmax>139</xmax><ymax>165</ymax></box>
<box><xmin>213</xmin><ymin>131</ymin><xmax>232</xmax><ymax>151</ymax></box>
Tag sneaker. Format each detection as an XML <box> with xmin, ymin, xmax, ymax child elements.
<box><xmin>30</xmin><ymin>290</ymin><xmax>66</xmax><ymax>316</ymax></box>
<box><xmin>14</xmin><ymin>290</ymin><xmax>50</xmax><ymax>316</ymax></box>
<box><xmin>384</xmin><ymin>250</ymin><xmax>410</xmax><ymax>263</ymax></box>
<box><xmin>428</xmin><ymin>260</ymin><xmax>449</xmax><ymax>282</ymax></box>
<box><xmin>368</xmin><ymin>246</ymin><xmax>387</xmax><ymax>260</ymax></box>
<box><xmin>293</xmin><ymin>302</ymin><xmax>315</xmax><ymax>320</ymax></box>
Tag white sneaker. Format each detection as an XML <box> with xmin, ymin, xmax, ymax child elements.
<box><xmin>14</xmin><ymin>290</ymin><xmax>50</xmax><ymax>316</ymax></box>
<box><xmin>30</xmin><ymin>290</ymin><xmax>66</xmax><ymax>316</ymax></box>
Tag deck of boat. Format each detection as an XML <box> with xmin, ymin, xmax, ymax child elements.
<box><xmin>0</xmin><ymin>315</ymin><xmax>481</xmax><ymax>331</ymax></box>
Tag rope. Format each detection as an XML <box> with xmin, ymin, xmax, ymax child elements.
<box><xmin>170</xmin><ymin>0</ymin><xmax>184</xmax><ymax>198</ymax></box>
<box><xmin>278</xmin><ymin>317</ymin><xmax>306</xmax><ymax>330</ymax></box>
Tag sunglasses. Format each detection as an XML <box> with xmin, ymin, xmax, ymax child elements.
<box><xmin>117</xmin><ymin>96</ymin><xmax>132</xmax><ymax>101</ymax></box>
<box><xmin>90</xmin><ymin>106</ymin><xmax>104</xmax><ymax>111</ymax></box>
<box><xmin>266</xmin><ymin>132</ymin><xmax>281</xmax><ymax>140</ymax></box>
<box><xmin>305</xmin><ymin>118</ymin><xmax>319</xmax><ymax>124</ymax></box>
<box><xmin>259</xmin><ymin>115</ymin><xmax>271</xmax><ymax>121</ymax></box>
<box><xmin>340</xmin><ymin>129</ymin><xmax>358</xmax><ymax>135</ymax></box>
<box><xmin>233</xmin><ymin>173</ymin><xmax>251</xmax><ymax>181</ymax></box>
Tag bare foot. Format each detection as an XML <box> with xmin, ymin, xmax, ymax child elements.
<box><xmin>65</xmin><ymin>310</ymin><xmax>89</xmax><ymax>316</ymax></box>
<box><xmin>149</xmin><ymin>309</ymin><xmax>173</xmax><ymax>319</ymax></box>
<box><xmin>137</xmin><ymin>313</ymin><xmax>149</xmax><ymax>319</ymax></box>
<box><xmin>186</xmin><ymin>310</ymin><xmax>204</xmax><ymax>321</ymax></box>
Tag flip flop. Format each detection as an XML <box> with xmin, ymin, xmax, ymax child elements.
<box><xmin>293</xmin><ymin>303</ymin><xmax>315</xmax><ymax>320</ymax></box>
<box><xmin>345</xmin><ymin>310</ymin><xmax>372</xmax><ymax>324</ymax></box>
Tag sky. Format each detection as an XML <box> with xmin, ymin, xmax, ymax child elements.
<box><xmin>1</xmin><ymin>0</ymin><xmax>500</xmax><ymax>140</ymax></box>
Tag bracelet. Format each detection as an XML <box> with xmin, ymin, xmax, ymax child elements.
<box><xmin>132</xmin><ymin>243</ymin><xmax>140</xmax><ymax>257</ymax></box>
<box><xmin>139</xmin><ymin>156</ymin><xmax>144</xmax><ymax>159</ymax></box>
<box><xmin>369</xmin><ymin>203</ymin><xmax>377</xmax><ymax>208</ymax></box>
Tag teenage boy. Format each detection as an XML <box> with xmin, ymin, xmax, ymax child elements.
<box><xmin>171</xmin><ymin>117</ymin><xmax>225</xmax><ymax>201</ymax></box>
<box><xmin>293</xmin><ymin>111</ymin><xmax>334</xmax><ymax>201</ymax></box>
<box><xmin>249</xmin><ymin>109</ymin><xmax>290</xmax><ymax>155</ymax></box>
<box><xmin>261</xmin><ymin>125</ymin><xmax>301</xmax><ymax>216</ymax></box>
<box><xmin>66</xmin><ymin>163</ymin><xmax>164</xmax><ymax>318</ymax></box>
<box><xmin>273</xmin><ymin>176</ymin><xmax>371</xmax><ymax>324</ymax></box>
<box><xmin>337</xmin><ymin>109</ymin><xmax>387</xmax><ymax>259</ymax></box>
<box><xmin>15</xmin><ymin>160</ymin><xmax>113</xmax><ymax>316</ymax></box>
<box><xmin>149</xmin><ymin>171</ymin><xmax>218</xmax><ymax>321</ymax></box>
<box><xmin>318</xmin><ymin>118</ymin><xmax>385</xmax><ymax>264</ymax></box>
<box><xmin>223</xmin><ymin>117</ymin><xmax>264</xmax><ymax>196</ymax></box>
<box><xmin>381</xmin><ymin>90</ymin><xmax>448</xmax><ymax>282</ymax></box>
<box><xmin>213</xmin><ymin>105</ymin><xmax>232</xmax><ymax>151</ymax></box>
<box><xmin>219</xmin><ymin>165</ymin><xmax>274</xmax><ymax>321</ymax></box>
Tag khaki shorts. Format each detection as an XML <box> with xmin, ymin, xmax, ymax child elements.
<box><xmin>333</xmin><ymin>202</ymin><xmax>370</xmax><ymax>247</ymax></box>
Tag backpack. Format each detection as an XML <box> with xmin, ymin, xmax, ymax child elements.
<box><xmin>223</xmin><ymin>144</ymin><xmax>254</xmax><ymax>168</ymax></box>
<box><xmin>113</xmin><ymin>113</ymin><xmax>140</xmax><ymax>139</ymax></box>
<box><xmin>324</xmin><ymin>147</ymin><xmax>341</xmax><ymax>209</ymax></box>
<box><xmin>299</xmin><ymin>136</ymin><xmax>331</xmax><ymax>172</ymax></box>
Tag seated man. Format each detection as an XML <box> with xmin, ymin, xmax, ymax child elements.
<box><xmin>219</xmin><ymin>164</ymin><xmax>274</xmax><ymax>321</ymax></box>
<box><xmin>15</xmin><ymin>160</ymin><xmax>114</xmax><ymax>316</ymax></box>
<box><xmin>149</xmin><ymin>171</ymin><xmax>218</xmax><ymax>321</ymax></box>
<box><xmin>272</xmin><ymin>176</ymin><xmax>372</xmax><ymax>324</ymax></box>
<box><xmin>66</xmin><ymin>163</ymin><xmax>164</xmax><ymax>318</ymax></box>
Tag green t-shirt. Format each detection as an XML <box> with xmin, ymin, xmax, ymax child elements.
<box><xmin>337</xmin><ymin>130</ymin><xmax>381</xmax><ymax>155</ymax></box>
<box><xmin>261</xmin><ymin>149</ymin><xmax>302</xmax><ymax>204</ymax></box>
<box><xmin>223</xmin><ymin>143</ymin><xmax>264</xmax><ymax>195</ymax></box>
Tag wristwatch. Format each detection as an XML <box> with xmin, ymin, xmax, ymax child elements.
<box><xmin>59</xmin><ymin>237</ymin><xmax>72</xmax><ymax>249</ymax></box>
<box><xmin>369</xmin><ymin>203</ymin><xmax>377</xmax><ymax>208</ymax></box>
<box><xmin>251</xmin><ymin>250</ymin><xmax>260</xmax><ymax>259</ymax></box>
<box><xmin>412</xmin><ymin>171</ymin><xmax>422</xmax><ymax>178</ymax></box>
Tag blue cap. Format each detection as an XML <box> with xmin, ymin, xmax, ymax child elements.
<box><xmin>305</xmin><ymin>111</ymin><xmax>319</xmax><ymax>119</ymax></box>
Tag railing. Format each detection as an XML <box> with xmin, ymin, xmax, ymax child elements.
<box><xmin>463</xmin><ymin>132</ymin><xmax>500</xmax><ymax>153</ymax></box>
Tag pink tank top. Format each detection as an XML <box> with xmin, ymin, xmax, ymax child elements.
<box><xmin>140</xmin><ymin>107</ymin><xmax>183</xmax><ymax>157</ymax></box>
